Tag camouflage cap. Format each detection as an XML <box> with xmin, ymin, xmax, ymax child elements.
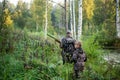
<box><xmin>66</xmin><ymin>30</ymin><xmax>71</xmax><ymax>34</ymax></box>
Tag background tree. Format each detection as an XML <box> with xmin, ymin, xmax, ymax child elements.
<box><xmin>0</xmin><ymin>0</ymin><xmax>13</xmax><ymax>53</ymax></box>
<box><xmin>30</xmin><ymin>0</ymin><xmax>46</xmax><ymax>31</ymax></box>
<box><xmin>69</xmin><ymin>0</ymin><xmax>73</xmax><ymax>37</ymax></box>
<box><xmin>45</xmin><ymin>0</ymin><xmax>48</xmax><ymax>39</ymax></box>
<box><xmin>73</xmin><ymin>0</ymin><xmax>76</xmax><ymax>39</ymax></box>
<box><xmin>30</xmin><ymin>0</ymin><xmax>53</xmax><ymax>33</ymax></box>
<box><xmin>51</xmin><ymin>3</ymin><xmax>66</xmax><ymax>35</ymax></box>
<box><xmin>93</xmin><ymin>0</ymin><xmax>116</xmax><ymax>40</ymax></box>
<box><xmin>69</xmin><ymin>0</ymin><xmax>76</xmax><ymax>39</ymax></box>
<box><xmin>64</xmin><ymin>0</ymin><xmax>68</xmax><ymax>32</ymax></box>
<box><xmin>12</xmin><ymin>0</ymin><xmax>30</xmax><ymax>29</ymax></box>
<box><xmin>77</xmin><ymin>0</ymin><xmax>82</xmax><ymax>40</ymax></box>
<box><xmin>116</xmin><ymin>0</ymin><xmax>120</xmax><ymax>38</ymax></box>
<box><xmin>82</xmin><ymin>0</ymin><xmax>95</xmax><ymax>35</ymax></box>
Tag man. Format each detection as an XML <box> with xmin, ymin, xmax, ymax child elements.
<box><xmin>60</xmin><ymin>31</ymin><xmax>75</xmax><ymax>64</ymax></box>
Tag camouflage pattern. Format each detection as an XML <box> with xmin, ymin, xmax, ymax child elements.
<box><xmin>60</xmin><ymin>37</ymin><xmax>75</xmax><ymax>53</ymax></box>
<box><xmin>60</xmin><ymin>37</ymin><xmax>75</xmax><ymax>64</ymax></box>
<box><xmin>72</xmin><ymin>48</ymin><xmax>87</xmax><ymax>78</ymax></box>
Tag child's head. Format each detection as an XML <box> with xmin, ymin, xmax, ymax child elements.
<box><xmin>74</xmin><ymin>41</ymin><xmax>81</xmax><ymax>48</ymax></box>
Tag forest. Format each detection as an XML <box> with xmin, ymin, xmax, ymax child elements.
<box><xmin>0</xmin><ymin>0</ymin><xmax>120</xmax><ymax>80</ymax></box>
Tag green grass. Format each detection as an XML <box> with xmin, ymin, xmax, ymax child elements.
<box><xmin>0</xmin><ymin>29</ymin><xmax>120</xmax><ymax>80</ymax></box>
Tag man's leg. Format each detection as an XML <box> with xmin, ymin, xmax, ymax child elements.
<box><xmin>61</xmin><ymin>50</ymin><xmax>65</xmax><ymax>64</ymax></box>
<box><xmin>69</xmin><ymin>52</ymin><xmax>73</xmax><ymax>63</ymax></box>
<box><xmin>75</xmin><ymin>70</ymin><xmax>80</xmax><ymax>78</ymax></box>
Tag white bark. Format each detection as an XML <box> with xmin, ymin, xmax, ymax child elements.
<box><xmin>36</xmin><ymin>21</ymin><xmax>38</xmax><ymax>31</ymax></box>
<box><xmin>73</xmin><ymin>0</ymin><xmax>76</xmax><ymax>39</ymax></box>
<box><xmin>116</xmin><ymin>0</ymin><xmax>120</xmax><ymax>38</ymax></box>
<box><xmin>45</xmin><ymin>0</ymin><xmax>48</xmax><ymax>39</ymax></box>
<box><xmin>65</xmin><ymin>0</ymin><xmax>68</xmax><ymax>32</ymax></box>
<box><xmin>36</xmin><ymin>15</ymin><xmax>39</xmax><ymax>31</ymax></box>
<box><xmin>77</xmin><ymin>0</ymin><xmax>82</xmax><ymax>40</ymax></box>
<box><xmin>70</xmin><ymin>0</ymin><xmax>73</xmax><ymax>37</ymax></box>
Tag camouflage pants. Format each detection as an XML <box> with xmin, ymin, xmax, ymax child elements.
<box><xmin>74</xmin><ymin>62</ymin><xmax>84</xmax><ymax>78</ymax></box>
<box><xmin>61</xmin><ymin>50</ymin><xmax>73</xmax><ymax>64</ymax></box>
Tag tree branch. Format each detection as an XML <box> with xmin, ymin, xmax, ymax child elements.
<box><xmin>48</xmin><ymin>0</ymin><xmax>65</xmax><ymax>9</ymax></box>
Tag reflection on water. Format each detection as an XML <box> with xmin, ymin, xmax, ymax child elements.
<box><xmin>104</xmin><ymin>49</ymin><xmax>120</xmax><ymax>64</ymax></box>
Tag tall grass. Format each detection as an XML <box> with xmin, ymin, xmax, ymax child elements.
<box><xmin>0</xmin><ymin>30</ymin><xmax>120</xmax><ymax>80</ymax></box>
<box><xmin>0</xmin><ymin>29</ymin><xmax>73</xmax><ymax>80</ymax></box>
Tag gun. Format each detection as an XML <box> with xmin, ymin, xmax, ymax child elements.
<box><xmin>47</xmin><ymin>33</ymin><xmax>61</xmax><ymax>43</ymax></box>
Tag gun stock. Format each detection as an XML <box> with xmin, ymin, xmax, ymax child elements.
<box><xmin>47</xmin><ymin>33</ymin><xmax>61</xmax><ymax>43</ymax></box>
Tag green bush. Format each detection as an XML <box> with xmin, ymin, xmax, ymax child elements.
<box><xmin>81</xmin><ymin>34</ymin><xmax>120</xmax><ymax>80</ymax></box>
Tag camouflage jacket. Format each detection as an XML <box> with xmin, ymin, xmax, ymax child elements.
<box><xmin>72</xmin><ymin>48</ymin><xmax>87</xmax><ymax>70</ymax></box>
<box><xmin>60</xmin><ymin>37</ymin><xmax>75</xmax><ymax>53</ymax></box>
<box><xmin>72</xmin><ymin>48</ymin><xmax>87</xmax><ymax>62</ymax></box>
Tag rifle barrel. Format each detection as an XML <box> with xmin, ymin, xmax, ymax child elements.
<box><xmin>47</xmin><ymin>33</ymin><xmax>61</xmax><ymax>43</ymax></box>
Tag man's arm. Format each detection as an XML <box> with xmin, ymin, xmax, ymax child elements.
<box><xmin>60</xmin><ymin>38</ymin><xmax>63</xmax><ymax>48</ymax></box>
<box><xmin>60</xmin><ymin>38</ymin><xmax>66</xmax><ymax>49</ymax></box>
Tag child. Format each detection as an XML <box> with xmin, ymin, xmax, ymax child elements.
<box><xmin>71</xmin><ymin>41</ymin><xmax>87</xmax><ymax>78</ymax></box>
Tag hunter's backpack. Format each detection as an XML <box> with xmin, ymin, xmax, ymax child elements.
<box><xmin>62</xmin><ymin>37</ymin><xmax>75</xmax><ymax>53</ymax></box>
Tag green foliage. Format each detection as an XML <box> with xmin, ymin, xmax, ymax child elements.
<box><xmin>93</xmin><ymin>0</ymin><xmax>116</xmax><ymax>26</ymax></box>
<box><xmin>51</xmin><ymin>5</ymin><xmax>66</xmax><ymax>35</ymax></box>
<box><xmin>81</xmin><ymin>34</ymin><xmax>120</xmax><ymax>80</ymax></box>
<box><xmin>82</xmin><ymin>0</ymin><xmax>117</xmax><ymax>46</ymax></box>
<box><xmin>0</xmin><ymin>0</ymin><xmax>120</xmax><ymax>80</ymax></box>
<box><xmin>30</xmin><ymin>0</ymin><xmax>46</xmax><ymax>30</ymax></box>
<box><xmin>92</xmin><ymin>0</ymin><xmax>116</xmax><ymax>44</ymax></box>
<box><xmin>51</xmin><ymin>6</ymin><xmax>64</xmax><ymax>28</ymax></box>
<box><xmin>0</xmin><ymin>0</ymin><xmax>14</xmax><ymax>54</ymax></box>
<box><xmin>12</xmin><ymin>0</ymin><xmax>30</xmax><ymax>29</ymax></box>
<box><xmin>0</xmin><ymin>30</ymin><xmax>72</xmax><ymax>80</ymax></box>
<box><xmin>29</xmin><ymin>0</ymin><xmax>53</xmax><ymax>32</ymax></box>
<box><xmin>0</xmin><ymin>30</ymin><xmax>120</xmax><ymax>80</ymax></box>
<box><xmin>82</xmin><ymin>35</ymin><xmax>101</xmax><ymax>59</ymax></box>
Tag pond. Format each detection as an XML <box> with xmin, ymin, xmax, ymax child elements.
<box><xmin>104</xmin><ymin>49</ymin><xmax>120</xmax><ymax>64</ymax></box>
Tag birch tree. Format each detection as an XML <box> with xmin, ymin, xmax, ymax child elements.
<box><xmin>65</xmin><ymin>0</ymin><xmax>68</xmax><ymax>32</ymax></box>
<box><xmin>73</xmin><ymin>0</ymin><xmax>76</xmax><ymax>39</ymax></box>
<box><xmin>70</xmin><ymin>0</ymin><xmax>73</xmax><ymax>36</ymax></box>
<box><xmin>116</xmin><ymin>0</ymin><xmax>120</xmax><ymax>38</ymax></box>
<box><xmin>77</xmin><ymin>0</ymin><xmax>82</xmax><ymax>40</ymax></box>
<box><xmin>69</xmin><ymin>0</ymin><xmax>76</xmax><ymax>39</ymax></box>
<box><xmin>45</xmin><ymin>0</ymin><xmax>48</xmax><ymax>39</ymax></box>
<box><xmin>30</xmin><ymin>0</ymin><xmax>46</xmax><ymax>31</ymax></box>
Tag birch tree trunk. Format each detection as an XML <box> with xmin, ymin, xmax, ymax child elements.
<box><xmin>77</xmin><ymin>0</ymin><xmax>82</xmax><ymax>40</ymax></box>
<box><xmin>36</xmin><ymin>21</ymin><xmax>38</xmax><ymax>31</ymax></box>
<box><xmin>64</xmin><ymin>0</ymin><xmax>68</xmax><ymax>32</ymax></box>
<box><xmin>65</xmin><ymin>0</ymin><xmax>68</xmax><ymax>32</ymax></box>
<box><xmin>73</xmin><ymin>0</ymin><xmax>76</xmax><ymax>39</ymax></box>
<box><xmin>36</xmin><ymin>15</ymin><xmax>39</xmax><ymax>31</ymax></box>
<box><xmin>45</xmin><ymin>0</ymin><xmax>48</xmax><ymax>39</ymax></box>
<box><xmin>70</xmin><ymin>0</ymin><xmax>73</xmax><ymax>37</ymax></box>
<box><xmin>116</xmin><ymin>0</ymin><xmax>120</xmax><ymax>38</ymax></box>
